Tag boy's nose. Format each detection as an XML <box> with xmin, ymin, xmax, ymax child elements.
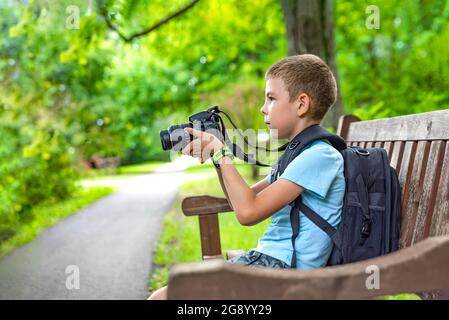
<box><xmin>260</xmin><ymin>104</ymin><xmax>266</xmax><ymax>114</ymax></box>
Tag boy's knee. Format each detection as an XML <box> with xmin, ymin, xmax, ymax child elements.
<box><xmin>148</xmin><ymin>286</ymin><xmax>168</xmax><ymax>300</ymax></box>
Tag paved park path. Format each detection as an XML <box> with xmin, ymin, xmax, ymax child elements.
<box><xmin>0</xmin><ymin>156</ymin><xmax>198</xmax><ymax>300</ymax></box>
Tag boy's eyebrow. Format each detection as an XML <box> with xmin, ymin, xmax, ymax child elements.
<box><xmin>266</xmin><ymin>91</ymin><xmax>276</xmax><ymax>96</ymax></box>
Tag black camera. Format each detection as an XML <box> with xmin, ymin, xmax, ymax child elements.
<box><xmin>160</xmin><ymin>105</ymin><xmax>277</xmax><ymax>167</ymax></box>
<box><xmin>159</xmin><ymin>106</ymin><xmax>222</xmax><ymax>151</ymax></box>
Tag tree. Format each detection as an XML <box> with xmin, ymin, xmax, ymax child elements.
<box><xmin>280</xmin><ymin>0</ymin><xmax>342</xmax><ymax>130</ymax></box>
<box><xmin>97</xmin><ymin>0</ymin><xmax>201</xmax><ymax>42</ymax></box>
<box><xmin>96</xmin><ymin>0</ymin><xmax>343</xmax><ymax>129</ymax></box>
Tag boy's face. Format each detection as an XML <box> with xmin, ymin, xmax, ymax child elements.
<box><xmin>260</xmin><ymin>77</ymin><xmax>300</xmax><ymax>140</ymax></box>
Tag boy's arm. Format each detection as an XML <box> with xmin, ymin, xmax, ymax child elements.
<box><xmin>217</xmin><ymin>167</ymin><xmax>270</xmax><ymax>196</ymax></box>
<box><xmin>218</xmin><ymin>157</ymin><xmax>304</xmax><ymax>226</ymax></box>
<box><xmin>250</xmin><ymin>178</ymin><xmax>270</xmax><ymax>194</ymax></box>
<box><xmin>215</xmin><ymin>167</ymin><xmax>232</xmax><ymax>207</ymax></box>
<box><xmin>182</xmin><ymin>127</ymin><xmax>304</xmax><ymax>226</ymax></box>
<box><xmin>215</xmin><ymin>169</ymin><xmax>269</xmax><ymax>210</ymax></box>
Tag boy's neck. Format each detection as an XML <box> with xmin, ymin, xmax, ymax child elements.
<box><xmin>288</xmin><ymin>119</ymin><xmax>321</xmax><ymax>141</ymax></box>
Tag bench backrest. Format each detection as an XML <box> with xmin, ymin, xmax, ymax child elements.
<box><xmin>337</xmin><ymin>110</ymin><xmax>449</xmax><ymax>249</ymax></box>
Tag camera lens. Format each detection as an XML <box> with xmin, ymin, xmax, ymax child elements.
<box><xmin>159</xmin><ymin>123</ymin><xmax>193</xmax><ymax>151</ymax></box>
<box><xmin>159</xmin><ymin>130</ymin><xmax>172</xmax><ymax>150</ymax></box>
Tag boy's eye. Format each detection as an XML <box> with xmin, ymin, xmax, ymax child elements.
<box><xmin>268</xmin><ymin>96</ymin><xmax>275</xmax><ymax>101</ymax></box>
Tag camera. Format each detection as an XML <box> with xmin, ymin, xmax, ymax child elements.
<box><xmin>159</xmin><ymin>106</ymin><xmax>222</xmax><ymax>151</ymax></box>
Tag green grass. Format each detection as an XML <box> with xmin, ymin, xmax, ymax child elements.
<box><xmin>380</xmin><ymin>294</ymin><xmax>421</xmax><ymax>300</ymax></box>
<box><xmin>149</xmin><ymin>164</ymin><xmax>269</xmax><ymax>291</ymax></box>
<box><xmin>185</xmin><ymin>160</ymin><xmax>250</xmax><ymax>174</ymax></box>
<box><xmin>117</xmin><ymin>161</ymin><xmax>168</xmax><ymax>175</ymax></box>
<box><xmin>0</xmin><ymin>186</ymin><xmax>116</xmax><ymax>257</ymax></box>
<box><xmin>81</xmin><ymin>161</ymin><xmax>168</xmax><ymax>179</ymax></box>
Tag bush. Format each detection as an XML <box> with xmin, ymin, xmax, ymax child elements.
<box><xmin>0</xmin><ymin>123</ymin><xmax>78</xmax><ymax>238</ymax></box>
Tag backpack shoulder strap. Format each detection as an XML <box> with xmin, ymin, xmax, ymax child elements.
<box><xmin>289</xmin><ymin>196</ymin><xmax>338</xmax><ymax>268</ymax></box>
<box><xmin>288</xmin><ymin>124</ymin><xmax>347</xmax><ymax>154</ymax></box>
<box><xmin>282</xmin><ymin>125</ymin><xmax>345</xmax><ymax>268</ymax></box>
<box><xmin>272</xmin><ymin>124</ymin><xmax>347</xmax><ymax>182</ymax></box>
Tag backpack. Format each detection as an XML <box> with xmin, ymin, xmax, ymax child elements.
<box><xmin>270</xmin><ymin>124</ymin><xmax>401</xmax><ymax>268</ymax></box>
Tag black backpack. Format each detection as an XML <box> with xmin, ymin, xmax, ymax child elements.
<box><xmin>270</xmin><ymin>124</ymin><xmax>401</xmax><ymax>268</ymax></box>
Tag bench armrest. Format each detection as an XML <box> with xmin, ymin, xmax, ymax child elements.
<box><xmin>182</xmin><ymin>195</ymin><xmax>233</xmax><ymax>216</ymax></box>
<box><xmin>181</xmin><ymin>195</ymin><xmax>233</xmax><ymax>259</ymax></box>
<box><xmin>167</xmin><ymin>235</ymin><xmax>449</xmax><ymax>299</ymax></box>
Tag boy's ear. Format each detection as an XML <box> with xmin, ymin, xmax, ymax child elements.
<box><xmin>296</xmin><ymin>93</ymin><xmax>311</xmax><ymax>118</ymax></box>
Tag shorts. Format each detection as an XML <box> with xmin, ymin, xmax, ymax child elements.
<box><xmin>227</xmin><ymin>250</ymin><xmax>290</xmax><ymax>269</ymax></box>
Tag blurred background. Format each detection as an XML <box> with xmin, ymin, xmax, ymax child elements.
<box><xmin>0</xmin><ymin>0</ymin><xmax>448</xmax><ymax>296</ymax></box>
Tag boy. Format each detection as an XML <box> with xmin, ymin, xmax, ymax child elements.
<box><xmin>149</xmin><ymin>54</ymin><xmax>345</xmax><ymax>299</ymax></box>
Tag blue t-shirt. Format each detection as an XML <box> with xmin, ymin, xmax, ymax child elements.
<box><xmin>255</xmin><ymin>139</ymin><xmax>345</xmax><ymax>270</ymax></box>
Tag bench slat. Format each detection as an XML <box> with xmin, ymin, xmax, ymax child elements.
<box><xmin>401</xmin><ymin>141</ymin><xmax>431</xmax><ymax>247</ymax></box>
<box><xmin>346</xmin><ymin>110</ymin><xmax>449</xmax><ymax>142</ymax></box>
<box><xmin>374</xmin><ymin>141</ymin><xmax>383</xmax><ymax>148</ymax></box>
<box><xmin>412</xmin><ymin>141</ymin><xmax>446</xmax><ymax>244</ymax></box>
<box><xmin>397</xmin><ymin>141</ymin><xmax>416</xmax><ymax>240</ymax></box>
<box><xmin>390</xmin><ymin>141</ymin><xmax>405</xmax><ymax>172</ymax></box>
<box><xmin>430</xmin><ymin>142</ymin><xmax>449</xmax><ymax>237</ymax></box>
<box><xmin>398</xmin><ymin>142</ymin><xmax>416</xmax><ymax>198</ymax></box>
<box><xmin>382</xmin><ymin>141</ymin><xmax>393</xmax><ymax>159</ymax></box>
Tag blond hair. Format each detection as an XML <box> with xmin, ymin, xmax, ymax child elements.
<box><xmin>266</xmin><ymin>54</ymin><xmax>337</xmax><ymax>121</ymax></box>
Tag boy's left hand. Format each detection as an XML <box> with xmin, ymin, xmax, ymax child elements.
<box><xmin>181</xmin><ymin>127</ymin><xmax>224</xmax><ymax>163</ymax></box>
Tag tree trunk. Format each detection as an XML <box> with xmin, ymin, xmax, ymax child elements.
<box><xmin>280</xmin><ymin>0</ymin><xmax>343</xmax><ymax>130</ymax></box>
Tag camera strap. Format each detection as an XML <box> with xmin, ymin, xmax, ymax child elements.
<box><xmin>211</xmin><ymin>107</ymin><xmax>289</xmax><ymax>168</ymax></box>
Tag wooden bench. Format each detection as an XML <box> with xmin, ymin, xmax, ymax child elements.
<box><xmin>167</xmin><ymin>109</ymin><xmax>449</xmax><ymax>299</ymax></box>
<box><xmin>89</xmin><ymin>154</ymin><xmax>121</xmax><ymax>169</ymax></box>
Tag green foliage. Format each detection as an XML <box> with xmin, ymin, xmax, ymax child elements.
<box><xmin>117</xmin><ymin>161</ymin><xmax>167</xmax><ymax>175</ymax></box>
<box><xmin>0</xmin><ymin>0</ymin><xmax>286</xmax><ymax>235</ymax></box>
<box><xmin>379</xmin><ymin>293</ymin><xmax>421</xmax><ymax>300</ymax></box>
<box><xmin>0</xmin><ymin>0</ymin><xmax>109</xmax><ymax>236</ymax></box>
<box><xmin>335</xmin><ymin>0</ymin><xmax>449</xmax><ymax>120</ymax></box>
<box><xmin>0</xmin><ymin>122</ymin><xmax>78</xmax><ymax>232</ymax></box>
